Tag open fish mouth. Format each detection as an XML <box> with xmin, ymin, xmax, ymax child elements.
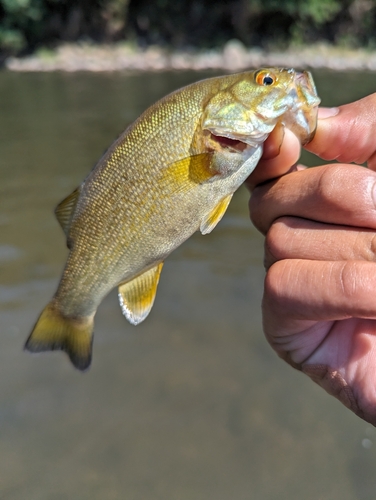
<box><xmin>209</xmin><ymin>132</ymin><xmax>249</xmax><ymax>152</ymax></box>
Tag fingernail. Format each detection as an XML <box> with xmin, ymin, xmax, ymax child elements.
<box><xmin>288</xmin><ymin>163</ymin><xmax>307</xmax><ymax>172</ymax></box>
<box><xmin>318</xmin><ymin>107</ymin><xmax>339</xmax><ymax>119</ymax></box>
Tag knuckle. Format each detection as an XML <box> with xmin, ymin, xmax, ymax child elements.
<box><xmin>263</xmin><ymin>247</ymin><xmax>274</xmax><ymax>270</ymax></box>
<box><xmin>316</xmin><ymin>164</ymin><xmax>344</xmax><ymax>204</ymax></box>
<box><xmin>265</xmin><ymin>218</ymin><xmax>291</xmax><ymax>261</ymax></box>
<box><xmin>249</xmin><ymin>190</ymin><xmax>267</xmax><ymax>233</ymax></box>
<box><xmin>338</xmin><ymin>261</ymin><xmax>358</xmax><ymax>301</ymax></box>
<box><xmin>264</xmin><ymin>260</ymin><xmax>289</xmax><ymax>306</ymax></box>
<box><xmin>316</xmin><ymin>164</ymin><xmax>370</xmax><ymax>213</ymax></box>
<box><xmin>369</xmin><ymin>233</ymin><xmax>376</xmax><ymax>261</ymax></box>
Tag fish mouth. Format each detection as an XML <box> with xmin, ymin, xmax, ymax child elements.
<box><xmin>209</xmin><ymin>132</ymin><xmax>249</xmax><ymax>152</ymax></box>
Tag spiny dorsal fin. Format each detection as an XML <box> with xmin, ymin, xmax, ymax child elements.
<box><xmin>200</xmin><ymin>193</ymin><xmax>233</xmax><ymax>234</ymax></box>
<box><xmin>55</xmin><ymin>187</ymin><xmax>81</xmax><ymax>236</ymax></box>
<box><xmin>118</xmin><ymin>263</ymin><xmax>164</xmax><ymax>325</ymax></box>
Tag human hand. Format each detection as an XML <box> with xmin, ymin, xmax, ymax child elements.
<box><xmin>248</xmin><ymin>94</ymin><xmax>376</xmax><ymax>425</ymax></box>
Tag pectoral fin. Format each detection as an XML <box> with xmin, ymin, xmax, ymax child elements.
<box><xmin>200</xmin><ymin>193</ymin><xmax>233</xmax><ymax>234</ymax></box>
<box><xmin>163</xmin><ymin>153</ymin><xmax>216</xmax><ymax>192</ymax></box>
<box><xmin>118</xmin><ymin>263</ymin><xmax>163</xmax><ymax>325</ymax></box>
<box><xmin>55</xmin><ymin>187</ymin><xmax>81</xmax><ymax>236</ymax></box>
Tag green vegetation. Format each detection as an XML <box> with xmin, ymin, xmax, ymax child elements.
<box><xmin>1</xmin><ymin>0</ymin><xmax>376</xmax><ymax>57</ymax></box>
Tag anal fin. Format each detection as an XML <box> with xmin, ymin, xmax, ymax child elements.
<box><xmin>55</xmin><ymin>186</ymin><xmax>81</xmax><ymax>236</ymax></box>
<box><xmin>200</xmin><ymin>193</ymin><xmax>233</xmax><ymax>234</ymax></box>
<box><xmin>118</xmin><ymin>263</ymin><xmax>163</xmax><ymax>325</ymax></box>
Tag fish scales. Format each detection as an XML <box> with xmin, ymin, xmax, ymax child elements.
<box><xmin>56</xmin><ymin>79</ymin><xmax>226</xmax><ymax>309</ymax></box>
<box><xmin>25</xmin><ymin>68</ymin><xmax>320</xmax><ymax>370</ymax></box>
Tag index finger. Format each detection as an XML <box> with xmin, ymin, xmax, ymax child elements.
<box><xmin>306</xmin><ymin>94</ymin><xmax>376</xmax><ymax>169</ymax></box>
<box><xmin>250</xmin><ymin>163</ymin><xmax>376</xmax><ymax>235</ymax></box>
<box><xmin>245</xmin><ymin>127</ymin><xmax>301</xmax><ymax>191</ymax></box>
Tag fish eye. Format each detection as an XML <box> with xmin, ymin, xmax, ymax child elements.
<box><xmin>263</xmin><ymin>75</ymin><xmax>274</xmax><ymax>85</ymax></box>
<box><xmin>255</xmin><ymin>71</ymin><xmax>276</xmax><ymax>86</ymax></box>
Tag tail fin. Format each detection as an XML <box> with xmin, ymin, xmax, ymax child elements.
<box><xmin>25</xmin><ymin>303</ymin><xmax>94</xmax><ymax>371</ymax></box>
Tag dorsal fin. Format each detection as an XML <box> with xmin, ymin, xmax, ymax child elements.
<box><xmin>200</xmin><ymin>193</ymin><xmax>233</xmax><ymax>234</ymax></box>
<box><xmin>118</xmin><ymin>263</ymin><xmax>164</xmax><ymax>325</ymax></box>
<box><xmin>55</xmin><ymin>187</ymin><xmax>81</xmax><ymax>236</ymax></box>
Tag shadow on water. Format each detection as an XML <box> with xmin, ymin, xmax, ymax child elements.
<box><xmin>1</xmin><ymin>69</ymin><xmax>376</xmax><ymax>499</ymax></box>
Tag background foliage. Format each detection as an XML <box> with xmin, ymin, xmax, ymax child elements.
<box><xmin>1</xmin><ymin>0</ymin><xmax>376</xmax><ymax>56</ymax></box>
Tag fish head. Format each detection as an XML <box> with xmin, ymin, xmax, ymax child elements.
<box><xmin>201</xmin><ymin>67</ymin><xmax>320</xmax><ymax>155</ymax></box>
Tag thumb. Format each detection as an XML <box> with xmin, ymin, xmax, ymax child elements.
<box><xmin>305</xmin><ymin>94</ymin><xmax>376</xmax><ymax>169</ymax></box>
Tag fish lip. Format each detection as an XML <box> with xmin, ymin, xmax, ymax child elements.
<box><xmin>294</xmin><ymin>70</ymin><xmax>321</xmax><ymax>108</ymax></box>
<box><xmin>282</xmin><ymin>70</ymin><xmax>320</xmax><ymax>144</ymax></box>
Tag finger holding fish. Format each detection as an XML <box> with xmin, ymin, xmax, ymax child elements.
<box><xmin>250</xmin><ymin>163</ymin><xmax>376</xmax><ymax>236</ymax></box>
<box><xmin>245</xmin><ymin>126</ymin><xmax>302</xmax><ymax>191</ymax></box>
<box><xmin>306</xmin><ymin>94</ymin><xmax>376</xmax><ymax>168</ymax></box>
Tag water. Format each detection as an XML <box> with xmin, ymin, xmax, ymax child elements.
<box><xmin>1</xmin><ymin>68</ymin><xmax>376</xmax><ymax>500</ymax></box>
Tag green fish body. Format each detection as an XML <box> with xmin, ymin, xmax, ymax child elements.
<box><xmin>25</xmin><ymin>68</ymin><xmax>320</xmax><ymax>370</ymax></box>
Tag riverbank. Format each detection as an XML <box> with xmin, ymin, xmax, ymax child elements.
<box><xmin>5</xmin><ymin>40</ymin><xmax>376</xmax><ymax>72</ymax></box>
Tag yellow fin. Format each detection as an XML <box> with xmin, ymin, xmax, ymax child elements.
<box><xmin>55</xmin><ymin>187</ymin><xmax>81</xmax><ymax>236</ymax></box>
<box><xmin>25</xmin><ymin>302</ymin><xmax>93</xmax><ymax>371</ymax></box>
<box><xmin>118</xmin><ymin>263</ymin><xmax>163</xmax><ymax>325</ymax></box>
<box><xmin>200</xmin><ymin>193</ymin><xmax>233</xmax><ymax>235</ymax></box>
<box><xmin>163</xmin><ymin>153</ymin><xmax>216</xmax><ymax>192</ymax></box>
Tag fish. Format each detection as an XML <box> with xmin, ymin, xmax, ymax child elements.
<box><xmin>25</xmin><ymin>67</ymin><xmax>320</xmax><ymax>371</ymax></box>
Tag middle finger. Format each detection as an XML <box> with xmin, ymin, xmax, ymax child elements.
<box><xmin>264</xmin><ymin>217</ymin><xmax>376</xmax><ymax>269</ymax></box>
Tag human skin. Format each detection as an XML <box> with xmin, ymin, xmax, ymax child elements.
<box><xmin>247</xmin><ymin>94</ymin><xmax>376</xmax><ymax>425</ymax></box>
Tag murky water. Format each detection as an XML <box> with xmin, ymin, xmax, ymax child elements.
<box><xmin>1</xmin><ymin>68</ymin><xmax>376</xmax><ymax>500</ymax></box>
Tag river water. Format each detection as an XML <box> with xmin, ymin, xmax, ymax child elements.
<box><xmin>1</xmin><ymin>69</ymin><xmax>376</xmax><ymax>500</ymax></box>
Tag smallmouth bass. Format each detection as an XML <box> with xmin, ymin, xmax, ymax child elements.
<box><xmin>25</xmin><ymin>68</ymin><xmax>320</xmax><ymax>370</ymax></box>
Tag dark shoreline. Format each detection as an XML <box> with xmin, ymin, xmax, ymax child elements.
<box><xmin>5</xmin><ymin>41</ymin><xmax>376</xmax><ymax>72</ymax></box>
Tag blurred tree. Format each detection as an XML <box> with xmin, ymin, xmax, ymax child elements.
<box><xmin>102</xmin><ymin>0</ymin><xmax>130</xmax><ymax>39</ymax></box>
<box><xmin>0</xmin><ymin>0</ymin><xmax>129</xmax><ymax>55</ymax></box>
<box><xmin>245</xmin><ymin>0</ymin><xmax>344</xmax><ymax>46</ymax></box>
<box><xmin>125</xmin><ymin>0</ymin><xmax>358</xmax><ymax>48</ymax></box>
<box><xmin>1</xmin><ymin>0</ymin><xmax>376</xmax><ymax>57</ymax></box>
<box><xmin>126</xmin><ymin>0</ymin><xmax>237</xmax><ymax>48</ymax></box>
<box><xmin>0</xmin><ymin>0</ymin><xmax>46</xmax><ymax>53</ymax></box>
<box><xmin>335</xmin><ymin>0</ymin><xmax>376</xmax><ymax>47</ymax></box>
